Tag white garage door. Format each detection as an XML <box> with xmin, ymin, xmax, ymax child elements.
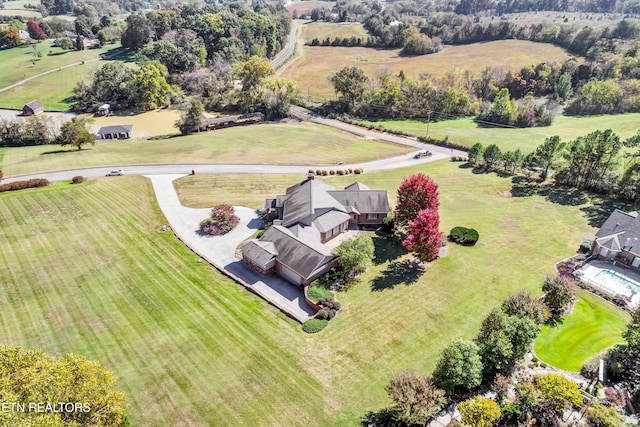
<box><xmin>279</xmin><ymin>264</ymin><xmax>302</xmax><ymax>285</ymax></box>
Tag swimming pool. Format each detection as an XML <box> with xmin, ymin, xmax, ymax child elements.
<box><xmin>593</xmin><ymin>269</ymin><xmax>640</xmax><ymax>298</ymax></box>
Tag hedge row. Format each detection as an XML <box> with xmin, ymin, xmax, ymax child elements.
<box><xmin>0</xmin><ymin>178</ymin><xmax>50</xmax><ymax>193</ymax></box>
<box><xmin>309</xmin><ymin>168</ymin><xmax>363</xmax><ymax>176</ymax></box>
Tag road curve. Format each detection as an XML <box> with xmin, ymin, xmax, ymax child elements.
<box><xmin>270</xmin><ymin>21</ymin><xmax>297</xmax><ymax>69</ymax></box>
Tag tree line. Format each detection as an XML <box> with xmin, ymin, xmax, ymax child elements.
<box><xmin>467</xmin><ymin>128</ymin><xmax>640</xmax><ymax>201</ymax></box>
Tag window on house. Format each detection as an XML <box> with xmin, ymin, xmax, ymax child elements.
<box><xmin>367</xmin><ymin>213</ymin><xmax>378</xmax><ymax>220</ymax></box>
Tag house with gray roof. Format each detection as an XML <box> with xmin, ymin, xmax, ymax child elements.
<box><xmin>97</xmin><ymin>125</ymin><xmax>133</xmax><ymax>140</ymax></box>
<box><xmin>590</xmin><ymin>209</ymin><xmax>640</xmax><ymax>270</ymax></box>
<box><xmin>240</xmin><ymin>177</ymin><xmax>389</xmax><ymax>286</ymax></box>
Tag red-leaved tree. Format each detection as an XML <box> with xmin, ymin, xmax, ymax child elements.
<box><xmin>402</xmin><ymin>209</ymin><xmax>442</xmax><ymax>262</ymax></box>
<box><xmin>26</xmin><ymin>20</ymin><xmax>47</xmax><ymax>40</ymax></box>
<box><xmin>199</xmin><ymin>204</ymin><xmax>240</xmax><ymax>236</ymax></box>
<box><xmin>394</xmin><ymin>173</ymin><xmax>440</xmax><ymax>234</ymax></box>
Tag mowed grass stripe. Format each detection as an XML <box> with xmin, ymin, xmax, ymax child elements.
<box><xmin>0</xmin><ymin>178</ymin><xmax>327</xmax><ymax>426</ymax></box>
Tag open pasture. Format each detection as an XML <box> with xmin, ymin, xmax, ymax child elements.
<box><xmin>299</xmin><ymin>21</ymin><xmax>369</xmax><ymax>43</ymax></box>
<box><xmin>278</xmin><ymin>40</ymin><xmax>577</xmax><ymax>101</ymax></box>
<box><xmin>0</xmin><ymin>160</ymin><xmax>607</xmax><ymax>425</ymax></box>
<box><xmin>0</xmin><ymin>122</ymin><xmax>412</xmax><ymax>176</ymax></box>
<box><xmin>361</xmin><ymin>113</ymin><xmax>640</xmax><ymax>154</ymax></box>
<box><xmin>0</xmin><ymin>43</ymin><xmax>119</xmax><ymax>91</ymax></box>
<box><xmin>286</xmin><ymin>1</ymin><xmax>336</xmax><ymax>16</ymax></box>
<box><xmin>0</xmin><ymin>61</ymin><xmax>101</xmax><ymax>110</ymax></box>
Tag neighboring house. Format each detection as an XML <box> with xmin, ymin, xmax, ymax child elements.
<box><xmin>22</xmin><ymin>100</ymin><xmax>44</xmax><ymax>116</ymax></box>
<box><xmin>54</xmin><ymin>32</ymin><xmax>77</xmax><ymax>47</ymax></box>
<box><xmin>590</xmin><ymin>209</ymin><xmax>640</xmax><ymax>271</ymax></box>
<box><xmin>97</xmin><ymin>104</ymin><xmax>111</xmax><ymax>116</ymax></box>
<box><xmin>97</xmin><ymin>125</ymin><xmax>133</xmax><ymax>140</ymax></box>
<box><xmin>240</xmin><ymin>177</ymin><xmax>389</xmax><ymax>286</ymax></box>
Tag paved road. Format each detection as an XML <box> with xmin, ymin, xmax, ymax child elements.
<box><xmin>270</xmin><ymin>21</ymin><xmax>297</xmax><ymax>68</ymax></box>
<box><xmin>2</xmin><ymin>149</ymin><xmax>450</xmax><ymax>183</ymax></box>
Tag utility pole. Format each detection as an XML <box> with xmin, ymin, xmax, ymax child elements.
<box><xmin>425</xmin><ymin>110</ymin><xmax>432</xmax><ymax>141</ymax></box>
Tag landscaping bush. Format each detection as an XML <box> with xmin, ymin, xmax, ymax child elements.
<box><xmin>337</xmin><ymin>169</ymin><xmax>345</xmax><ymax>175</ymax></box>
<box><xmin>354</xmin><ymin>168</ymin><xmax>363</xmax><ymax>174</ymax></box>
<box><xmin>302</xmin><ymin>318</ymin><xmax>328</xmax><ymax>333</ymax></box>
<box><xmin>71</xmin><ymin>175</ymin><xmax>85</xmax><ymax>184</ymax></box>
<box><xmin>308</xmin><ymin>169</ymin><xmax>314</xmax><ymax>174</ymax></box>
<box><xmin>580</xmin><ymin>354</ymin><xmax>602</xmax><ymax>379</ymax></box>
<box><xmin>0</xmin><ymin>178</ymin><xmax>50</xmax><ymax>193</ymax></box>
<box><xmin>321</xmin><ymin>170</ymin><xmax>328</xmax><ymax>176</ymax></box>
<box><xmin>381</xmin><ymin>215</ymin><xmax>395</xmax><ymax>234</ymax></box>
<box><xmin>315</xmin><ymin>169</ymin><xmax>322</xmax><ymax>175</ymax></box>
<box><xmin>329</xmin><ymin>170</ymin><xmax>335</xmax><ymax>175</ymax></box>
<box><xmin>448</xmin><ymin>226</ymin><xmax>479</xmax><ymax>246</ymax></box>
<box><xmin>199</xmin><ymin>204</ymin><xmax>240</xmax><ymax>236</ymax></box>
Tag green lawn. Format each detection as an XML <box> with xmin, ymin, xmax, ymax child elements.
<box><xmin>361</xmin><ymin>113</ymin><xmax>640</xmax><ymax>153</ymax></box>
<box><xmin>0</xmin><ymin>160</ymin><xmax>615</xmax><ymax>425</ymax></box>
<box><xmin>0</xmin><ymin>61</ymin><xmax>101</xmax><ymax>110</ymax></box>
<box><xmin>0</xmin><ymin>42</ymin><xmax>120</xmax><ymax>91</ymax></box>
<box><xmin>1</xmin><ymin>123</ymin><xmax>412</xmax><ymax>176</ymax></box>
<box><xmin>533</xmin><ymin>290</ymin><xmax>629</xmax><ymax>372</ymax></box>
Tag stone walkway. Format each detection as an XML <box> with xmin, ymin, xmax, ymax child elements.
<box><xmin>145</xmin><ymin>174</ymin><xmax>316</xmax><ymax>322</ymax></box>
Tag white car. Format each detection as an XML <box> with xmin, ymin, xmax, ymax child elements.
<box><xmin>105</xmin><ymin>169</ymin><xmax>124</xmax><ymax>176</ymax></box>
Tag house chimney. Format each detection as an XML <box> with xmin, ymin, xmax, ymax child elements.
<box><xmin>273</xmin><ymin>219</ymin><xmax>282</xmax><ymax>226</ymax></box>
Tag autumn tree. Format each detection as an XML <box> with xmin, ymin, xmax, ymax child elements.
<box><xmin>403</xmin><ymin>208</ymin><xmax>442</xmax><ymax>262</ymax></box>
<box><xmin>458</xmin><ymin>397</ymin><xmax>501</xmax><ymax>427</ymax></box>
<box><xmin>0</xmin><ymin>344</ymin><xmax>128</xmax><ymax>427</ymax></box>
<box><xmin>501</xmin><ymin>289</ymin><xmax>549</xmax><ymax>324</ymax></box>
<box><xmin>237</xmin><ymin>56</ymin><xmax>274</xmax><ymax>112</ymax></box>
<box><xmin>478</xmin><ymin>87</ymin><xmax>517</xmax><ymax>125</ymax></box>
<box><xmin>432</xmin><ymin>340</ymin><xmax>483</xmax><ymax>395</ymax></box>
<box><xmin>542</xmin><ymin>275</ymin><xmax>577</xmax><ymax>317</ymax></box>
<box><xmin>394</xmin><ymin>173</ymin><xmax>440</xmax><ymax>234</ymax></box>
<box><xmin>59</xmin><ymin>117</ymin><xmax>95</xmax><ymax>150</ymax></box>
<box><xmin>384</xmin><ymin>371</ymin><xmax>446</xmax><ymax>426</ymax></box>
<box><xmin>26</xmin><ymin>20</ymin><xmax>46</xmax><ymax>40</ymax></box>
<box><xmin>534</xmin><ymin>373</ymin><xmax>582</xmax><ymax>414</ymax></box>
<box><xmin>263</xmin><ymin>78</ymin><xmax>296</xmax><ymax>120</ymax></box>
<box><xmin>330</xmin><ymin>66</ymin><xmax>368</xmax><ymax>108</ymax></box>
<box><xmin>177</xmin><ymin>98</ymin><xmax>205</xmax><ymax>135</ymax></box>
<box><xmin>533</xmin><ymin>135</ymin><xmax>565</xmax><ymax>180</ymax></box>
<box><xmin>0</xmin><ymin>27</ymin><xmax>22</xmax><ymax>48</ymax></box>
<box><xmin>131</xmin><ymin>62</ymin><xmax>170</xmax><ymax>111</ymax></box>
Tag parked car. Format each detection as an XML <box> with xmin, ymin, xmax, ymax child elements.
<box><xmin>414</xmin><ymin>150</ymin><xmax>432</xmax><ymax>159</ymax></box>
<box><xmin>105</xmin><ymin>169</ymin><xmax>124</xmax><ymax>176</ymax></box>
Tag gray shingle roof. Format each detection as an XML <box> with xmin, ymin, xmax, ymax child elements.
<box><xmin>312</xmin><ymin>210</ymin><xmax>351</xmax><ymax>233</ymax></box>
<box><xmin>595</xmin><ymin>210</ymin><xmax>640</xmax><ymax>255</ymax></box>
<box><xmin>97</xmin><ymin>125</ymin><xmax>133</xmax><ymax>134</ymax></box>
<box><xmin>327</xmin><ymin>190</ymin><xmax>389</xmax><ymax>214</ymax></box>
<box><xmin>259</xmin><ymin>226</ymin><xmax>336</xmax><ymax>278</ymax></box>
<box><xmin>282</xmin><ymin>179</ymin><xmax>345</xmax><ymax>227</ymax></box>
<box><xmin>344</xmin><ymin>182</ymin><xmax>371</xmax><ymax>191</ymax></box>
<box><xmin>240</xmin><ymin>240</ymin><xmax>278</xmax><ymax>268</ymax></box>
<box><xmin>24</xmin><ymin>100</ymin><xmax>44</xmax><ymax>111</ymax></box>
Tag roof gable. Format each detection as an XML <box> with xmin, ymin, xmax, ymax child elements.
<box><xmin>596</xmin><ymin>209</ymin><xmax>640</xmax><ymax>253</ymax></box>
<box><xmin>259</xmin><ymin>226</ymin><xmax>336</xmax><ymax>278</ymax></box>
<box><xmin>327</xmin><ymin>190</ymin><xmax>389</xmax><ymax>214</ymax></box>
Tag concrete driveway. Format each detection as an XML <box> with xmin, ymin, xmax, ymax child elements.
<box><xmin>145</xmin><ymin>174</ymin><xmax>316</xmax><ymax>322</ymax></box>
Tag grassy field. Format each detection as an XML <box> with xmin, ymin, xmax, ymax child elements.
<box><xmin>0</xmin><ymin>162</ymin><xmax>616</xmax><ymax>426</ymax></box>
<box><xmin>360</xmin><ymin>114</ymin><xmax>640</xmax><ymax>153</ymax></box>
<box><xmin>0</xmin><ymin>61</ymin><xmax>101</xmax><ymax>110</ymax></box>
<box><xmin>1</xmin><ymin>122</ymin><xmax>412</xmax><ymax>176</ymax></box>
<box><xmin>533</xmin><ymin>290</ymin><xmax>629</xmax><ymax>372</ymax></box>
<box><xmin>279</xmin><ymin>40</ymin><xmax>577</xmax><ymax>101</ymax></box>
<box><xmin>0</xmin><ymin>43</ymin><xmax>119</xmax><ymax>91</ymax></box>
<box><xmin>299</xmin><ymin>21</ymin><xmax>369</xmax><ymax>43</ymax></box>
<box><xmin>0</xmin><ymin>160</ymin><xmax>607</xmax><ymax>425</ymax></box>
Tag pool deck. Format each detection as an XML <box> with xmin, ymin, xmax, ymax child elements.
<box><xmin>575</xmin><ymin>260</ymin><xmax>640</xmax><ymax>308</ymax></box>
